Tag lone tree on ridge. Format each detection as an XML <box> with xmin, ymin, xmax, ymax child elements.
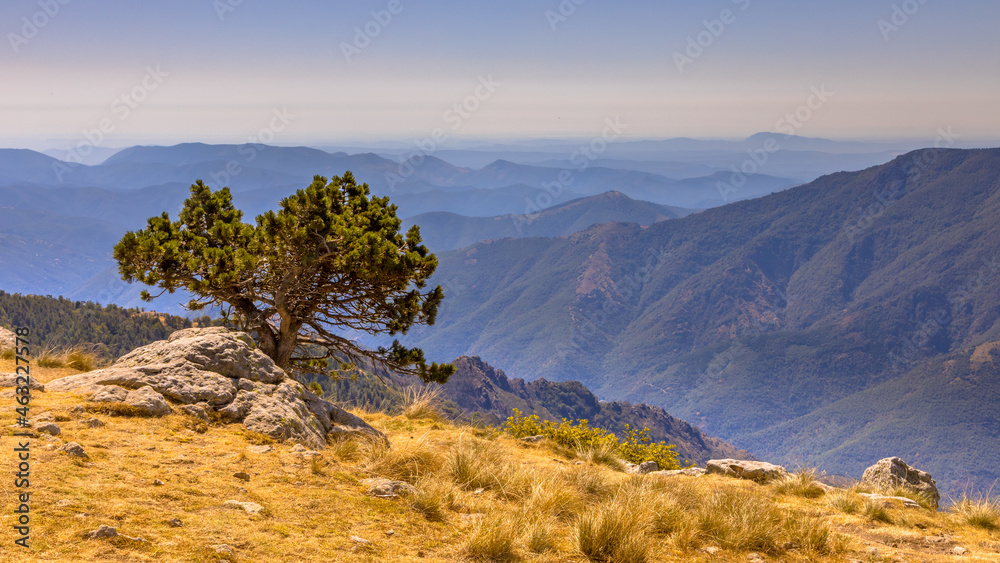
<box><xmin>113</xmin><ymin>172</ymin><xmax>454</xmax><ymax>384</ymax></box>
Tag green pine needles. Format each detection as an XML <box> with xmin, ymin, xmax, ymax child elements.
<box><xmin>113</xmin><ymin>172</ymin><xmax>454</xmax><ymax>384</ymax></box>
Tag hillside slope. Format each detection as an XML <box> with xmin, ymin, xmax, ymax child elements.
<box><xmin>395</xmin><ymin>148</ymin><xmax>1000</xmax><ymax>497</ymax></box>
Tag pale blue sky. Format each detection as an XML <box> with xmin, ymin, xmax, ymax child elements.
<box><xmin>3</xmin><ymin>0</ymin><xmax>999</xmax><ymax>148</ymax></box>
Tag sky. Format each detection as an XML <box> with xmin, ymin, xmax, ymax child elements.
<box><xmin>2</xmin><ymin>0</ymin><xmax>999</xmax><ymax>150</ymax></box>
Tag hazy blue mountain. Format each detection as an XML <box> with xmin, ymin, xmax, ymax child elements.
<box><xmin>403</xmin><ymin>191</ymin><xmax>693</xmax><ymax>252</ymax></box>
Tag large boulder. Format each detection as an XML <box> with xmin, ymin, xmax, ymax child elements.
<box><xmin>706</xmin><ymin>459</ymin><xmax>791</xmax><ymax>483</ymax></box>
<box><xmin>860</xmin><ymin>457</ymin><xmax>939</xmax><ymax>509</ymax></box>
<box><xmin>46</xmin><ymin>327</ymin><xmax>383</xmax><ymax>449</ymax></box>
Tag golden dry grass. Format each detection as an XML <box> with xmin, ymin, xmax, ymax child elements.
<box><xmin>2</xmin><ymin>357</ymin><xmax>1000</xmax><ymax>561</ymax></box>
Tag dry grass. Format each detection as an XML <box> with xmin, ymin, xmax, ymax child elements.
<box><xmin>774</xmin><ymin>468</ymin><xmax>827</xmax><ymax>499</ymax></box>
<box><xmin>2</xmin><ymin>356</ymin><xmax>999</xmax><ymax>562</ymax></box>
<box><xmin>401</xmin><ymin>385</ymin><xmax>444</xmax><ymax>421</ymax></box>
<box><xmin>950</xmin><ymin>492</ymin><xmax>1000</xmax><ymax>531</ymax></box>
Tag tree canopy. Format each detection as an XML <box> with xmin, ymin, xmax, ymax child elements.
<box><xmin>113</xmin><ymin>172</ymin><xmax>454</xmax><ymax>383</ymax></box>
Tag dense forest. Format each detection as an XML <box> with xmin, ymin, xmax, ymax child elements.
<box><xmin>0</xmin><ymin>291</ymin><xmax>195</xmax><ymax>358</ymax></box>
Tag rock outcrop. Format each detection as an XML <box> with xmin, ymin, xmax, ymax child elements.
<box><xmin>46</xmin><ymin>327</ymin><xmax>383</xmax><ymax>449</ymax></box>
<box><xmin>706</xmin><ymin>459</ymin><xmax>791</xmax><ymax>483</ymax></box>
<box><xmin>861</xmin><ymin>457</ymin><xmax>939</xmax><ymax>509</ymax></box>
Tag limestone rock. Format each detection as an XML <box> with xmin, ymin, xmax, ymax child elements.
<box><xmin>59</xmin><ymin>442</ymin><xmax>88</xmax><ymax>458</ymax></box>
<box><xmin>860</xmin><ymin>457</ymin><xmax>939</xmax><ymax>509</ymax></box>
<box><xmin>0</xmin><ymin>374</ymin><xmax>45</xmax><ymax>391</ymax></box>
<box><xmin>125</xmin><ymin>386</ymin><xmax>172</xmax><ymax>416</ymax></box>
<box><xmin>82</xmin><ymin>417</ymin><xmax>105</xmax><ymax>428</ymax></box>
<box><xmin>651</xmin><ymin>467</ymin><xmax>706</xmax><ymax>477</ymax></box>
<box><xmin>211</xmin><ymin>544</ymin><xmax>235</xmax><ymax>556</ymax></box>
<box><xmin>519</xmin><ymin>435</ymin><xmax>545</xmax><ymax>443</ymax></box>
<box><xmin>362</xmin><ymin>478</ymin><xmax>418</xmax><ymax>499</ymax></box>
<box><xmin>859</xmin><ymin>492</ymin><xmax>921</xmax><ymax>509</ymax></box>
<box><xmin>87</xmin><ymin>525</ymin><xmax>117</xmax><ymax>539</ymax></box>
<box><xmin>35</xmin><ymin>422</ymin><xmax>60</xmax><ymax>436</ymax></box>
<box><xmin>706</xmin><ymin>459</ymin><xmax>790</xmax><ymax>483</ymax></box>
<box><xmin>0</xmin><ymin>326</ymin><xmax>15</xmax><ymax>350</ymax></box>
<box><xmin>46</xmin><ymin>327</ymin><xmax>384</xmax><ymax>449</ymax></box>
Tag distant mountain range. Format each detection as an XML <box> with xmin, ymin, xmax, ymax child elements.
<box><xmin>403</xmin><ymin>191</ymin><xmax>694</xmax><ymax>252</ymax></box>
<box><xmin>390</xmin><ymin>147</ymin><xmax>1000</xmax><ymax>498</ymax></box>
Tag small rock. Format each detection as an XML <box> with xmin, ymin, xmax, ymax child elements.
<box><xmin>636</xmin><ymin>460</ymin><xmax>659</xmax><ymax>474</ymax></box>
<box><xmin>350</xmin><ymin>535</ymin><xmax>371</xmax><ymax>545</ymax></box>
<box><xmin>248</xmin><ymin>445</ymin><xmax>273</xmax><ymax>454</ymax></box>
<box><xmin>237</xmin><ymin>487</ymin><xmax>249</xmax><ymax>494</ymax></box>
<box><xmin>473</xmin><ymin>488</ymin><xmax>485</xmax><ymax>495</ymax></box>
<box><xmin>233</xmin><ymin>471</ymin><xmax>251</xmax><ymax>482</ymax></box>
<box><xmin>859</xmin><ymin>492</ymin><xmax>921</xmax><ymax>508</ymax></box>
<box><xmin>223</xmin><ymin>500</ymin><xmax>264</xmax><ymax>515</ymax></box>
<box><xmin>59</xmin><ymin>442</ymin><xmax>88</xmax><ymax>458</ymax></box>
<box><xmin>56</xmin><ymin>499</ymin><xmax>72</xmax><ymax>507</ymax></box>
<box><xmin>153</xmin><ymin>479</ymin><xmax>164</xmax><ymax>486</ymax></box>
<box><xmin>168</xmin><ymin>518</ymin><xmax>183</xmax><ymax>528</ymax></box>
<box><xmin>87</xmin><ymin>525</ymin><xmax>118</xmax><ymax>539</ymax></box>
<box><xmin>179</xmin><ymin>404</ymin><xmax>208</xmax><ymax>420</ymax></box>
<box><xmin>125</xmin><ymin>385</ymin><xmax>173</xmax><ymax>416</ymax></box>
<box><xmin>362</xmin><ymin>478</ymin><xmax>418</xmax><ymax>498</ymax></box>
<box><xmin>702</xmin><ymin>546</ymin><xmax>720</xmax><ymax>555</ymax></box>
<box><xmin>519</xmin><ymin>435</ymin><xmax>545</xmax><ymax>443</ymax></box>
<box><xmin>211</xmin><ymin>544</ymin><xmax>234</xmax><ymax>556</ymax></box>
<box><xmin>706</xmin><ymin>459</ymin><xmax>790</xmax><ymax>483</ymax></box>
<box><xmin>31</xmin><ymin>412</ymin><xmax>54</xmax><ymax>423</ymax></box>
<box><xmin>865</xmin><ymin>546</ymin><xmax>879</xmax><ymax>555</ymax></box>
<box><xmin>861</xmin><ymin>457</ymin><xmax>939</xmax><ymax>509</ymax></box>
<box><xmin>82</xmin><ymin>417</ymin><xmax>105</xmax><ymax>428</ymax></box>
<box><xmin>953</xmin><ymin>546</ymin><xmax>967</xmax><ymax>555</ymax></box>
<box><xmin>385</xmin><ymin>530</ymin><xmax>395</xmax><ymax>537</ymax></box>
<box><xmin>747</xmin><ymin>553</ymin><xmax>764</xmax><ymax>562</ymax></box>
<box><xmin>291</xmin><ymin>444</ymin><xmax>306</xmax><ymax>453</ymax></box>
<box><xmin>35</xmin><ymin>422</ymin><xmax>60</xmax><ymax>436</ymax></box>
<box><xmin>71</xmin><ymin>405</ymin><xmax>85</xmax><ymax>413</ymax></box>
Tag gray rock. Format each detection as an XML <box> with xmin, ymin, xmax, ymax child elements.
<box><xmin>211</xmin><ymin>544</ymin><xmax>235</xmax><ymax>556</ymax></box>
<box><xmin>178</xmin><ymin>404</ymin><xmax>208</xmax><ymax>420</ymax></box>
<box><xmin>59</xmin><ymin>442</ymin><xmax>88</xmax><ymax>458</ymax></box>
<box><xmin>46</xmin><ymin>328</ymin><xmax>384</xmax><ymax>449</ymax></box>
<box><xmin>519</xmin><ymin>435</ymin><xmax>545</xmax><ymax>443</ymax></box>
<box><xmin>35</xmin><ymin>422</ymin><xmax>60</xmax><ymax>436</ymax></box>
<box><xmin>82</xmin><ymin>417</ymin><xmax>105</xmax><ymax>428</ymax></box>
<box><xmin>362</xmin><ymin>478</ymin><xmax>418</xmax><ymax>498</ymax></box>
<box><xmin>31</xmin><ymin>412</ymin><xmax>54</xmax><ymax>422</ymax></box>
<box><xmin>706</xmin><ymin>459</ymin><xmax>791</xmax><ymax>483</ymax></box>
<box><xmin>637</xmin><ymin>461</ymin><xmax>659</xmax><ymax>474</ymax></box>
<box><xmin>350</xmin><ymin>535</ymin><xmax>371</xmax><ymax>545</ymax></box>
<box><xmin>223</xmin><ymin>500</ymin><xmax>264</xmax><ymax>515</ymax></box>
<box><xmin>153</xmin><ymin>479</ymin><xmax>164</xmax><ymax>486</ymax></box>
<box><xmin>233</xmin><ymin>471</ymin><xmax>251</xmax><ymax>482</ymax></box>
<box><xmin>87</xmin><ymin>525</ymin><xmax>117</xmax><ymax>539</ymax></box>
<box><xmin>248</xmin><ymin>445</ymin><xmax>273</xmax><ymax>454</ymax></box>
<box><xmin>169</xmin><ymin>518</ymin><xmax>183</xmax><ymax>527</ymax></box>
<box><xmin>0</xmin><ymin>326</ymin><xmax>15</xmax><ymax>349</ymax></box>
<box><xmin>861</xmin><ymin>457</ymin><xmax>939</xmax><ymax>509</ymax></box>
<box><xmin>650</xmin><ymin>467</ymin><xmax>706</xmax><ymax>477</ymax></box>
<box><xmin>125</xmin><ymin>386</ymin><xmax>172</xmax><ymax>416</ymax></box>
<box><xmin>0</xmin><ymin>374</ymin><xmax>45</xmax><ymax>391</ymax></box>
<box><xmin>953</xmin><ymin>546</ymin><xmax>968</xmax><ymax>555</ymax></box>
<box><xmin>859</xmin><ymin>492</ymin><xmax>921</xmax><ymax>509</ymax></box>
<box><xmin>91</xmin><ymin>385</ymin><xmax>128</xmax><ymax>402</ymax></box>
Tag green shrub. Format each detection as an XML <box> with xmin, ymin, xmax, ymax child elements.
<box><xmin>502</xmin><ymin>409</ymin><xmax>680</xmax><ymax>470</ymax></box>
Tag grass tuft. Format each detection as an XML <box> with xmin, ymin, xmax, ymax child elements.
<box><xmin>402</xmin><ymin>385</ymin><xmax>444</xmax><ymax>421</ymax></box>
<box><xmin>465</xmin><ymin>514</ymin><xmax>519</xmax><ymax>562</ymax></box>
<box><xmin>950</xmin><ymin>492</ymin><xmax>1000</xmax><ymax>531</ymax></box>
<box><xmin>575</xmin><ymin>492</ymin><xmax>650</xmax><ymax>563</ymax></box>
